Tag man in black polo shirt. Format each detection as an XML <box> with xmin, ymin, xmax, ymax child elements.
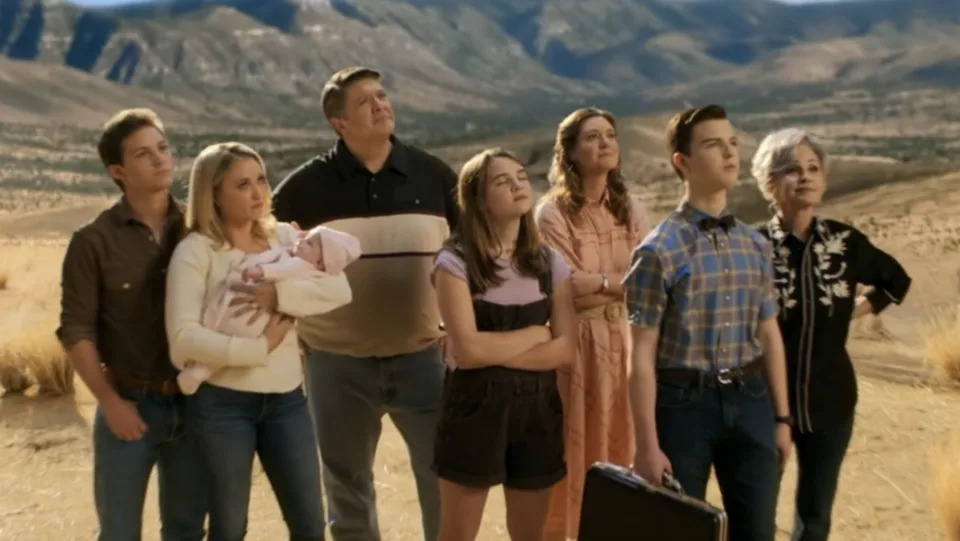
<box><xmin>57</xmin><ymin>108</ymin><xmax>207</xmax><ymax>540</ymax></box>
<box><xmin>272</xmin><ymin>66</ymin><xmax>457</xmax><ymax>541</ymax></box>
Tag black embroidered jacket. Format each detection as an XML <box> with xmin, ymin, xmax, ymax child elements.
<box><xmin>756</xmin><ymin>217</ymin><xmax>911</xmax><ymax>433</ymax></box>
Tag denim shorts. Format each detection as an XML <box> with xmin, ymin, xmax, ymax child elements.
<box><xmin>433</xmin><ymin>366</ymin><xmax>566</xmax><ymax>490</ymax></box>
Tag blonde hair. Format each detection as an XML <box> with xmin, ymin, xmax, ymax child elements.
<box><xmin>185</xmin><ymin>142</ymin><xmax>275</xmax><ymax>249</ymax></box>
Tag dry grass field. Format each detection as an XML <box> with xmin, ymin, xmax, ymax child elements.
<box><xmin>2</xmin><ymin>88</ymin><xmax>960</xmax><ymax>539</ymax></box>
<box><xmin>2</xmin><ymin>167</ymin><xmax>960</xmax><ymax>540</ymax></box>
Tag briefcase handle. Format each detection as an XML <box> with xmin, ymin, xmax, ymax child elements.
<box><xmin>661</xmin><ymin>471</ymin><xmax>685</xmax><ymax>496</ymax></box>
<box><xmin>606</xmin><ymin>462</ymin><xmax>686</xmax><ymax>497</ymax></box>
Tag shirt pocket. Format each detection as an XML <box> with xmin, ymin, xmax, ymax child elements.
<box><xmin>572</xmin><ymin>232</ymin><xmax>602</xmax><ymax>272</ymax></box>
<box><xmin>101</xmin><ymin>263</ymin><xmax>151</xmax><ymax>321</ymax></box>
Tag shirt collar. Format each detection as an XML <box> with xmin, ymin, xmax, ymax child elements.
<box><xmin>111</xmin><ymin>193</ymin><xmax>184</xmax><ymax>227</ymax></box>
<box><xmin>677</xmin><ymin>199</ymin><xmax>733</xmax><ymax>225</ymax></box>
<box><xmin>767</xmin><ymin>215</ymin><xmax>826</xmax><ymax>248</ymax></box>
<box><xmin>333</xmin><ymin>134</ymin><xmax>409</xmax><ymax>179</ymax></box>
<box><xmin>587</xmin><ymin>188</ymin><xmax>611</xmax><ymax>207</ymax></box>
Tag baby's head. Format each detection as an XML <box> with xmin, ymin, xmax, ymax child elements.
<box><xmin>294</xmin><ymin>225</ymin><xmax>361</xmax><ymax>274</ymax></box>
<box><xmin>293</xmin><ymin>227</ymin><xmax>326</xmax><ymax>267</ymax></box>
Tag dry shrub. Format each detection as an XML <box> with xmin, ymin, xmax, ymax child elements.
<box><xmin>0</xmin><ymin>240</ymin><xmax>75</xmax><ymax>396</ymax></box>
<box><xmin>0</xmin><ymin>327</ymin><xmax>74</xmax><ymax>396</ymax></box>
<box><xmin>0</xmin><ymin>362</ymin><xmax>33</xmax><ymax>393</ymax></box>
<box><xmin>919</xmin><ymin>309</ymin><xmax>960</xmax><ymax>384</ymax></box>
<box><xmin>851</xmin><ymin>313</ymin><xmax>895</xmax><ymax>342</ymax></box>
<box><xmin>0</xmin><ymin>269</ymin><xmax>8</xmax><ymax>290</ymax></box>
<box><xmin>931</xmin><ymin>433</ymin><xmax>960</xmax><ymax>541</ymax></box>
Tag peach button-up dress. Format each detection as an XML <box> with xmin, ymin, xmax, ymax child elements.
<box><xmin>535</xmin><ymin>192</ymin><xmax>652</xmax><ymax>538</ymax></box>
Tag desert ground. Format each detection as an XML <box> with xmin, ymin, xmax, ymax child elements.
<box><xmin>2</xmin><ymin>171</ymin><xmax>960</xmax><ymax>541</ymax></box>
<box><xmin>2</xmin><ymin>93</ymin><xmax>960</xmax><ymax>540</ymax></box>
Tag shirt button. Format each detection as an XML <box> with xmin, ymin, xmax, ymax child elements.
<box><xmin>725</xmin><ymin>296</ymin><xmax>731</xmax><ymax>301</ymax></box>
<box><xmin>372</xmin><ymin>193</ymin><xmax>378</xmax><ymax>199</ymax></box>
<box><xmin>725</xmin><ymin>322</ymin><xmax>731</xmax><ymax>327</ymax></box>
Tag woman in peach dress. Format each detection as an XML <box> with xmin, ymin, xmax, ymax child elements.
<box><xmin>535</xmin><ymin>107</ymin><xmax>652</xmax><ymax>540</ymax></box>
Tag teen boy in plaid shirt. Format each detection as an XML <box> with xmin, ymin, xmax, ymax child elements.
<box><xmin>625</xmin><ymin>105</ymin><xmax>792</xmax><ymax>541</ymax></box>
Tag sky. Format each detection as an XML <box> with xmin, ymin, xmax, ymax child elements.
<box><xmin>69</xmin><ymin>0</ymin><xmax>844</xmax><ymax>5</ymax></box>
<box><xmin>69</xmin><ymin>0</ymin><xmax>154</xmax><ymax>5</ymax></box>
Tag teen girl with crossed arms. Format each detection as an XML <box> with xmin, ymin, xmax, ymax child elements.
<box><xmin>431</xmin><ymin>148</ymin><xmax>578</xmax><ymax>541</ymax></box>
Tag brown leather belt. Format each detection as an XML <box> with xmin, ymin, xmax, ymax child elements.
<box><xmin>577</xmin><ymin>302</ymin><xmax>626</xmax><ymax>322</ymax></box>
<box><xmin>103</xmin><ymin>365</ymin><xmax>180</xmax><ymax>396</ymax></box>
<box><xmin>658</xmin><ymin>358</ymin><xmax>763</xmax><ymax>387</ymax></box>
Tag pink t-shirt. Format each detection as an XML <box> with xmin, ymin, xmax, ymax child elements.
<box><xmin>432</xmin><ymin>247</ymin><xmax>571</xmax><ymax>304</ymax></box>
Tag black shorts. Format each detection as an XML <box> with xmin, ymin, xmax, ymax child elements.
<box><xmin>432</xmin><ymin>366</ymin><xmax>566</xmax><ymax>490</ymax></box>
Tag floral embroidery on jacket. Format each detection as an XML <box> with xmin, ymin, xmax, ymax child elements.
<box><xmin>768</xmin><ymin>218</ymin><xmax>851</xmax><ymax>317</ymax></box>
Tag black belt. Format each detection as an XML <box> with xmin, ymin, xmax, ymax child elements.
<box><xmin>658</xmin><ymin>358</ymin><xmax>763</xmax><ymax>387</ymax></box>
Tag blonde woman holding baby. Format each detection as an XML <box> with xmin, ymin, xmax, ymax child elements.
<box><xmin>176</xmin><ymin>223</ymin><xmax>360</xmax><ymax>395</ymax></box>
<box><xmin>165</xmin><ymin>142</ymin><xmax>354</xmax><ymax>540</ymax></box>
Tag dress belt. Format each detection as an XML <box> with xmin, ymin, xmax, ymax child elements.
<box><xmin>577</xmin><ymin>301</ymin><xmax>626</xmax><ymax>322</ymax></box>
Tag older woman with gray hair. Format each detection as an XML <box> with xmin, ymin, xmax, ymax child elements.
<box><xmin>752</xmin><ymin>128</ymin><xmax>911</xmax><ymax>541</ymax></box>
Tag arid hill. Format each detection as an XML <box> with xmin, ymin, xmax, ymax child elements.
<box><xmin>2</xmin><ymin>0</ymin><xmax>960</xmax><ymax>138</ymax></box>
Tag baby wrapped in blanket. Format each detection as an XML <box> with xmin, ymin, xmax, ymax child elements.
<box><xmin>176</xmin><ymin>224</ymin><xmax>361</xmax><ymax>394</ymax></box>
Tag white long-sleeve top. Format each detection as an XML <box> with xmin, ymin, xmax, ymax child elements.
<box><xmin>165</xmin><ymin>222</ymin><xmax>352</xmax><ymax>393</ymax></box>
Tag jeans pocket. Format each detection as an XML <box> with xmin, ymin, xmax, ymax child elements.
<box><xmin>656</xmin><ymin>381</ymin><xmax>699</xmax><ymax>409</ymax></box>
<box><xmin>740</xmin><ymin>375</ymin><xmax>769</xmax><ymax>400</ymax></box>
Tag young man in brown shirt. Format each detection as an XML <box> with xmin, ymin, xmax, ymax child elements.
<box><xmin>56</xmin><ymin>108</ymin><xmax>208</xmax><ymax>540</ymax></box>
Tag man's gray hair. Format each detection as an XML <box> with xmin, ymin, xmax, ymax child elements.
<box><xmin>750</xmin><ymin>127</ymin><xmax>828</xmax><ymax>203</ymax></box>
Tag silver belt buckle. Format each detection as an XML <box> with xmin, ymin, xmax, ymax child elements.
<box><xmin>716</xmin><ymin>368</ymin><xmax>733</xmax><ymax>385</ymax></box>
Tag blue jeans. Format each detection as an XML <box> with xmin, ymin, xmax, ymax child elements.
<box><xmin>655</xmin><ymin>373</ymin><xmax>781</xmax><ymax>541</ymax></box>
<box><xmin>791</xmin><ymin>415</ymin><xmax>855</xmax><ymax>541</ymax></box>
<box><xmin>304</xmin><ymin>344</ymin><xmax>445</xmax><ymax>541</ymax></box>
<box><xmin>186</xmin><ymin>383</ymin><xmax>325</xmax><ymax>541</ymax></box>
<box><xmin>93</xmin><ymin>387</ymin><xmax>208</xmax><ymax>541</ymax></box>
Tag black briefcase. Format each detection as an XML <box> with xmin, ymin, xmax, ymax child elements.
<box><xmin>578</xmin><ymin>462</ymin><xmax>728</xmax><ymax>541</ymax></box>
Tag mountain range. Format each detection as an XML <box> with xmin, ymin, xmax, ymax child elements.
<box><xmin>1</xmin><ymin>0</ymin><xmax>959</xmax><ymax>134</ymax></box>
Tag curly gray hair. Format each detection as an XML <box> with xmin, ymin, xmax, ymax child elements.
<box><xmin>750</xmin><ymin>127</ymin><xmax>828</xmax><ymax>204</ymax></box>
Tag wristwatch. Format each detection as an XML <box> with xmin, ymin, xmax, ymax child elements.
<box><xmin>600</xmin><ymin>273</ymin><xmax>610</xmax><ymax>292</ymax></box>
<box><xmin>774</xmin><ymin>414</ymin><xmax>795</xmax><ymax>427</ymax></box>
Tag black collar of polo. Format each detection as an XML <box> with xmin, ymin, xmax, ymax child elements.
<box><xmin>332</xmin><ymin>135</ymin><xmax>410</xmax><ymax>179</ymax></box>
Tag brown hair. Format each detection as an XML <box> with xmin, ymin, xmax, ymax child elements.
<box><xmin>666</xmin><ymin>104</ymin><xmax>728</xmax><ymax>179</ymax></box>
<box><xmin>546</xmin><ymin>107</ymin><xmax>632</xmax><ymax>225</ymax></box>
<box><xmin>185</xmin><ymin>142</ymin><xmax>275</xmax><ymax>250</ymax></box>
<box><xmin>321</xmin><ymin>66</ymin><xmax>382</xmax><ymax>122</ymax></box>
<box><xmin>97</xmin><ymin>108</ymin><xmax>165</xmax><ymax>189</ymax></box>
<box><xmin>444</xmin><ymin>147</ymin><xmax>549</xmax><ymax>294</ymax></box>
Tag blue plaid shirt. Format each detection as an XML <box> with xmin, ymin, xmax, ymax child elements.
<box><xmin>625</xmin><ymin>201</ymin><xmax>778</xmax><ymax>371</ymax></box>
